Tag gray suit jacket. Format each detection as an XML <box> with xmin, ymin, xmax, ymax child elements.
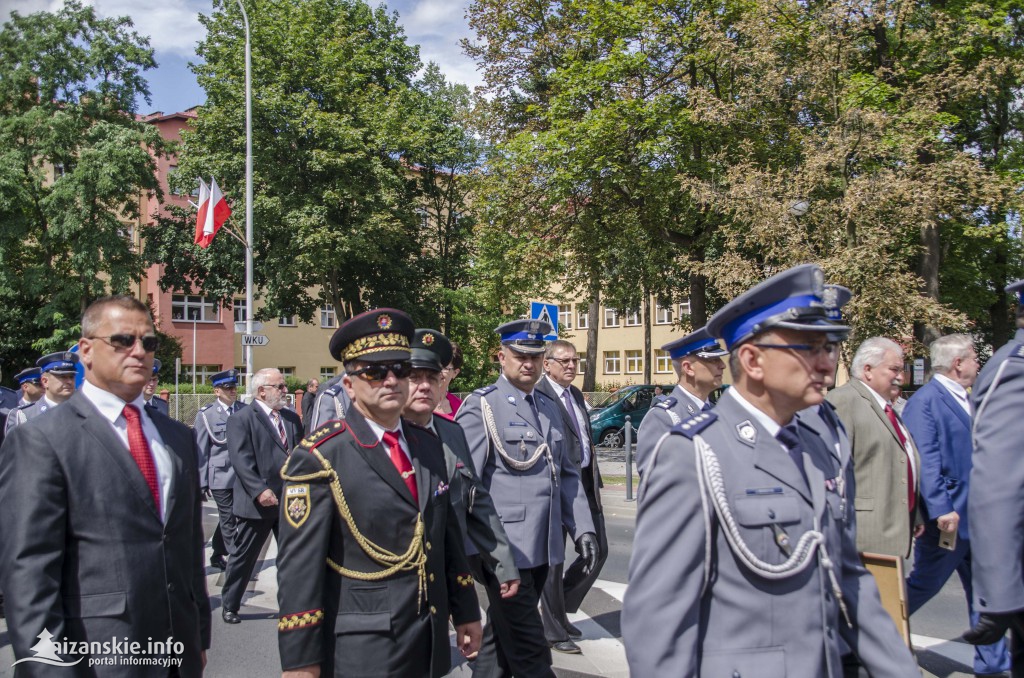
<box><xmin>0</xmin><ymin>392</ymin><xmax>211</xmax><ymax>677</ymax></box>
<box><xmin>970</xmin><ymin>328</ymin><xmax>1024</xmax><ymax>614</ymax></box>
<box><xmin>228</xmin><ymin>403</ymin><xmax>302</xmax><ymax>520</ymax></box>
<box><xmin>623</xmin><ymin>389</ymin><xmax>918</xmax><ymax>677</ymax></box>
<box><xmin>195</xmin><ymin>399</ymin><xmax>245</xmax><ymax>490</ymax></box>
<box><xmin>432</xmin><ymin>414</ymin><xmax>519</xmax><ymax>584</ymax></box>
<box><xmin>827</xmin><ymin>379</ymin><xmax>922</xmax><ymax>558</ymax></box>
<box><xmin>456</xmin><ymin>376</ymin><xmax>595</xmax><ymax>569</ymax></box>
<box><xmin>144</xmin><ymin>396</ymin><xmax>169</xmax><ymax>416</ymax></box>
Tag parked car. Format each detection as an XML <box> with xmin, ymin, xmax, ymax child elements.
<box><xmin>589</xmin><ymin>384</ymin><xmax>669</xmax><ymax>448</ymax></box>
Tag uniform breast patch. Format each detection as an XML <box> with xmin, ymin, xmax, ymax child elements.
<box><xmin>285</xmin><ymin>484</ymin><xmax>310</xmax><ymax>528</ymax></box>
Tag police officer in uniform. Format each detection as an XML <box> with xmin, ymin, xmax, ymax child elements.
<box><xmin>623</xmin><ymin>264</ymin><xmax>919</xmax><ymax>677</ymax></box>
<box><xmin>13</xmin><ymin>367</ymin><xmax>43</xmax><ymax>407</ymax></box>
<box><xmin>635</xmin><ymin>327</ymin><xmax>727</xmax><ymax>476</ymax></box>
<box><xmin>5</xmin><ymin>351</ymin><xmax>79</xmax><ymax>434</ymax></box>
<box><xmin>276</xmin><ymin>308</ymin><xmax>481</xmax><ymax>678</ymax></box>
<box><xmin>963</xmin><ymin>279</ymin><xmax>1024</xmax><ymax>674</ymax></box>
<box><xmin>456</xmin><ymin>319</ymin><xmax>598</xmax><ymax>678</ymax></box>
<box><xmin>308</xmin><ymin>373</ymin><xmax>352</xmax><ymax>430</ymax></box>
<box><xmin>195</xmin><ymin>368</ymin><xmax>245</xmax><ymax>571</ymax></box>
<box><xmin>403</xmin><ymin>329</ymin><xmax>521</xmax><ymax>598</ymax></box>
<box><xmin>143</xmin><ymin>358</ymin><xmax>169</xmax><ymax>414</ymax></box>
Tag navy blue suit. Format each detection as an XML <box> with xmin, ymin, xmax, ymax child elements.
<box><xmin>903</xmin><ymin>376</ymin><xmax>1009</xmax><ymax>674</ymax></box>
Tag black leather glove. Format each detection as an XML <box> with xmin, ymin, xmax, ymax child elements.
<box><xmin>962</xmin><ymin>612</ymin><xmax>1024</xmax><ymax>645</ymax></box>
<box><xmin>576</xmin><ymin>532</ymin><xmax>599</xmax><ymax>576</ymax></box>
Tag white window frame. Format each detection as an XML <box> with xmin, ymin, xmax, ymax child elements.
<box><xmin>625</xmin><ymin>309</ymin><xmax>641</xmax><ymax>327</ymax></box>
<box><xmin>278</xmin><ymin>367</ymin><xmax>295</xmax><ymax>378</ymax></box>
<box><xmin>171</xmin><ymin>294</ymin><xmax>219</xmax><ymax>323</ymax></box>
<box><xmin>679</xmin><ymin>299</ymin><xmax>692</xmax><ymax>317</ymax></box>
<box><xmin>604</xmin><ymin>351</ymin><xmax>621</xmax><ymax>374</ymax></box>
<box><xmin>625</xmin><ymin>350</ymin><xmax>643</xmax><ymax>374</ymax></box>
<box><xmin>279</xmin><ymin>315</ymin><xmax>297</xmax><ymax>327</ymax></box>
<box><xmin>558</xmin><ymin>305</ymin><xmax>572</xmax><ymax>330</ymax></box>
<box><xmin>604</xmin><ymin>308</ymin><xmax>620</xmax><ymax>328</ymax></box>
<box><xmin>320</xmin><ymin>304</ymin><xmax>338</xmax><ymax>328</ymax></box>
<box><xmin>319</xmin><ymin>366</ymin><xmax>337</xmax><ymax>380</ymax></box>
<box><xmin>187</xmin><ymin>364</ymin><xmax>220</xmax><ymax>384</ymax></box>
<box><xmin>233</xmin><ymin>299</ymin><xmax>246</xmax><ymax>323</ymax></box>
<box><xmin>656</xmin><ymin>304</ymin><xmax>673</xmax><ymax>325</ymax></box>
<box><xmin>577</xmin><ymin>305</ymin><xmax>589</xmax><ymax>329</ymax></box>
<box><xmin>656</xmin><ymin>350</ymin><xmax>672</xmax><ymax>374</ymax></box>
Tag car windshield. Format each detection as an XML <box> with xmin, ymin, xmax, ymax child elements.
<box><xmin>600</xmin><ymin>389</ymin><xmax>637</xmax><ymax>408</ymax></box>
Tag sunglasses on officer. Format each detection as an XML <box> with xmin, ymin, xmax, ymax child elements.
<box><xmin>88</xmin><ymin>333</ymin><xmax>160</xmax><ymax>353</ymax></box>
<box><xmin>349</xmin><ymin>361</ymin><xmax>413</xmax><ymax>382</ymax></box>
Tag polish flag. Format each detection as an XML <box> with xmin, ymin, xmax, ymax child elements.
<box><xmin>198</xmin><ymin>177</ymin><xmax>232</xmax><ymax>249</ymax></box>
<box><xmin>193</xmin><ymin>179</ymin><xmax>210</xmax><ymax>245</ymax></box>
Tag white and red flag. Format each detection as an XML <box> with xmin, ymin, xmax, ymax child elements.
<box><xmin>193</xmin><ymin>178</ymin><xmax>211</xmax><ymax>245</ymax></box>
<box><xmin>197</xmin><ymin>177</ymin><xmax>232</xmax><ymax>249</ymax></box>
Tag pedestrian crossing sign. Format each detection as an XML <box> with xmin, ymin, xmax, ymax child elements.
<box><xmin>530</xmin><ymin>302</ymin><xmax>559</xmax><ymax>341</ymax></box>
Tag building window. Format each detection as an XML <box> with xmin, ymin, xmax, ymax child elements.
<box><xmin>171</xmin><ymin>294</ymin><xmax>219</xmax><ymax>323</ymax></box>
<box><xmin>320</xmin><ymin>304</ymin><xmax>337</xmax><ymax>328</ymax></box>
<box><xmin>278</xmin><ymin>367</ymin><xmax>295</xmax><ymax>378</ymax></box>
<box><xmin>604</xmin><ymin>308</ymin><xmax>620</xmax><ymax>328</ymax></box>
<box><xmin>656</xmin><ymin>350</ymin><xmax>672</xmax><ymax>373</ymax></box>
<box><xmin>558</xmin><ymin>305</ymin><xmax>572</xmax><ymax>330</ymax></box>
<box><xmin>319</xmin><ymin>366</ymin><xmax>337</xmax><ymax>380</ymax></box>
<box><xmin>279</xmin><ymin>315</ymin><xmax>297</xmax><ymax>327</ymax></box>
<box><xmin>415</xmin><ymin>208</ymin><xmax>431</xmax><ymax>230</ymax></box>
<box><xmin>186</xmin><ymin>364</ymin><xmax>220</xmax><ymax>384</ymax></box>
<box><xmin>577</xmin><ymin>304</ymin><xmax>589</xmax><ymax>329</ymax></box>
<box><xmin>168</xmin><ymin>164</ymin><xmax>184</xmax><ymax>194</ymax></box>
<box><xmin>625</xmin><ymin>350</ymin><xmax>643</xmax><ymax>374</ymax></box>
<box><xmin>233</xmin><ymin>299</ymin><xmax>246</xmax><ymax>323</ymax></box>
<box><xmin>578</xmin><ymin>357</ymin><xmax>587</xmax><ymax>375</ymax></box>
<box><xmin>656</xmin><ymin>304</ymin><xmax>673</xmax><ymax>325</ymax></box>
<box><xmin>604</xmin><ymin>351</ymin><xmax>621</xmax><ymax>374</ymax></box>
<box><xmin>679</xmin><ymin>299</ymin><xmax>692</xmax><ymax>317</ymax></box>
<box><xmin>625</xmin><ymin>309</ymin><xmax>641</xmax><ymax>326</ymax></box>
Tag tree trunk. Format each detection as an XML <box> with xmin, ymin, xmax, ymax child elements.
<box><xmin>584</xmin><ymin>286</ymin><xmax>600</xmax><ymax>392</ymax></box>
<box><xmin>916</xmin><ymin>220</ymin><xmax>941</xmax><ymax>350</ymax></box>
<box><xmin>690</xmin><ymin>272</ymin><xmax>708</xmax><ymax>327</ymax></box>
<box><xmin>643</xmin><ymin>287</ymin><xmax>652</xmax><ymax>383</ymax></box>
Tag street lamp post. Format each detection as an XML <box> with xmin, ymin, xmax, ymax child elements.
<box><xmin>237</xmin><ymin>0</ymin><xmax>254</xmax><ymax>390</ymax></box>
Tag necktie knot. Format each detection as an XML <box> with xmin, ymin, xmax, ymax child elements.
<box><xmin>775</xmin><ymin>424</ymin><xmax>802</xmax><ymax>450</ymax></box>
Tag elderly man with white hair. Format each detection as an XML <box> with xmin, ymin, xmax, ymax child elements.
<box><xmin>902</xmin><ymin>334</ymin><xmax>1010</xmax><ymax>674</ymax></box>
<box><xmin>827</xmin><ymin>337</ymin><xmax>923</xmax><ymax>558</ymax></box>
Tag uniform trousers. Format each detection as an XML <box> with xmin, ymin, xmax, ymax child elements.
<box><xmin>209</xmin><ymin>488</ymin><xmax>238</xmax><ymax>560</ymax></box>
<box><xmin>906</xmin><ymin>524</ymin><xmax>1010</xmax><ymax>675</ymax></box>
<box><xmin>471</xmin><ymin>557</ymin><xmax>554</xmax><ymax>678</ymax></box>
<box><xmin>221</xmin><ymin>514</ymin><xmax>278</xmax><ymax>613</ymax></box>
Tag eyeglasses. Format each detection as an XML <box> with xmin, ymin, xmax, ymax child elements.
<box><xmin>753</xmin><ymin>342</ymin><xmax>840</xmax><ymax>359</ymax></box>
<box><xmin>263</xmin><ymin>383</ymin><xmax>287</xmax><ymax>391</ymax></box>
<box><xmin>349</xmin><ymin>362</ymin><xmax>413</xmax><ymax>382</ymax></box>
<box><xmin>89</xmin><ymin>334</ymin><xmax>160</xmax><ymax>353</ymax></box>
<box><xmin>548</xmin><ymin>356</ymin><xmax>581</xmax><ymax>367</ymax></box>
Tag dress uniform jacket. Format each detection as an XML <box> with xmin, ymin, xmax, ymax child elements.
<box><xmin>0</xmin><ymin>385</ymin><xmax>19</xmax><ymax>444</ymax></box>
<box><xmin>0</xmin><ymin>392</ymin><xmax>211</xmax><ymax>677</ymax></box>
<box><xmin>970</xmin><ymin>327</ymin><xmax>1024</xmax><ymax>615</ymax></box>
<box><xmin>310</xmin><ymin>375</ymin><xmax>352</xmax><ymax>430</ymax></box>
<box><xmin>798</xmin><ymin>401</ymin><xmax>855</xmax><ymax>518</ymax></box>
<box><xmin>227</xmin><ymin>403</ymin><xmax>302</xmax><ymax>520</ymax></box>
<box><xmin>276</xmin><ymin>409</ymin><xmax>480</xmax><ymax>677</ymax></box>
<box><xmin>827</xmin><ymin>380</ymin><xmax>922</xmax><ymax>558</ymax></box>
<box><xmin>456</xmin><ymin>376</ymin><xmax>595</xmax><ymax>570</ymax></box>
<box><xmin>636</xmin><ymin>385</ymin><xmax>708</xmax><ymax>476</ymax></box>
<box><xmin>195</xmin><ymin>400</ymin><xmax>245</xmax><ymax>490</ymax></box>
<box><xmin>432</xmin><ymin>413</ymin><xmax>519</xmax><ymax>584</ymax></box>
<box><xmin>622</xmin><ymin>389</ymin><xmax>918</xmax><ymax>677</ymax></box>
<box><xmin>4</xmin><ymin>397</ymin><xmax>51</xmax><ymax>435</ymax></box>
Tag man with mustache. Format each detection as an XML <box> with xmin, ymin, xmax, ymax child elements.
<box><xmin>827</xmin><ymin>337</ymin><xmax>923</xmax><ymax>559</ymax></box>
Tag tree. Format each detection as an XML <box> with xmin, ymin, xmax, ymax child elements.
<box><xmin>0</xmin><ymin>1</ymin><xmax>162</xmax><ymax>381</ymax></box>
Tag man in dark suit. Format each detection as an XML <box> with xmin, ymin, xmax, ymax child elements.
<box><xmin>827</xmin><ymin>336</ymin><xmax>923</xmax><ymax>559</ymax></box>
<box><xmin>902</xmin><ymin>333</ymin><xmax>1009</xmax><ymax>673</ymax></box>
<box><xmin>537</xmin><ymin>339</ymin><xmax>606</xmax><ymax>654</ymax></box>
<box><xmin>300</xmin><ymin>378</ymin><xmax>318</xmax><ymax>424</ymax></box>
<box><xmin>221</xmin><ymin>367</ymin><xmax>303</xmax><ymax>624</ymax></box>
<box><xmin>0</xmin><ymin>295</ymin><xmax>210</xmax><ymax>676</ymax></box>
<box><xmin>143</xmin><ymin>359</ymin><xmax>169</xmax><ymax>415</ymax></box>
<box><xmin>276</xmin><ymin>309</ymin><xmax>481</xmax><ymax>678</ymax></box>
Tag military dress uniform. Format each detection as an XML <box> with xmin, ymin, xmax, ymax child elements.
<box><xmin>456</xmin><ymin>319</ymin><xmax>596</xmax><ymax>678</ymax></box>
<box><xmin>622</xmin><ymin>265</ymin><xmax>919</xmax><ymax>678</ymax></box>
<box><xmin>12</xmin><ymin>367</ymin><xmax>41</xmax><ymax>408</ymax></box>
<box><xmin>276</xmin><ymin>308</ymin><xmax>480</xmax><ymax>678</ymax></box>
<box><xmin>195</xmin><ymin>369</ymin><xmax>245</xmax><ymax>568</ymax></box>
<box><xmin>635</xmin><ymin>328</ymin><xmax>727</xmax><ymax>477</ymax></box>
<box><xmin>4</xmin><ymin>352</ymin><xmax>79</xmax><ymax>435</ymax></box>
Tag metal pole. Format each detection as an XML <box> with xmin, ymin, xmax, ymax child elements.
<box><xmin>624</xmin><ymin>415</ymin><xmax>634</xmax><ymax>502</ymax></box>
<box><xmin>237</xmin><ymin>0</ymin><xmax>254</xmax><ymax>389</ymax></box>
<box><xmin>192</xmin><ymin>320</ymin><xmax>197</xmax><ymax>394</ymax></box>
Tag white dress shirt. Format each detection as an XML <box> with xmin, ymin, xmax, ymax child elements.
<box><xmin>676</xmin><ymin>385</ymin><xmax>708</xmax><ymax>415</ymax></box>
<box><xmin>80</xmin><ymin>380</ymin><xmax>174</xmax><ymax>523</ymax></box>
<box><xmin>932</xmin><ymin>373</ymin><xmax>972</xmax><ymax>415</ymax></box>
<box><xmin>365</xmin><ymin>417</ymin><xmax>413</xmax><ymax>465</ymax></box>
<box><xmin>545</xmin><ymin>376</ymin><xmax>591</xmax><ymax>467</ymax></box>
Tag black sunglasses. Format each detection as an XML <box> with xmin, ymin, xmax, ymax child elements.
<box><xmin>349</xmin><ymin>362</ymin><xmax>413</xmax><ymax>382</ymax></box>
<box><xmin>89</xmin><ymin>334</ymin><xmax>160</xmax><ymax>353</ymax></box>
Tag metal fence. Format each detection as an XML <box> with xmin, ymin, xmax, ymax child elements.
<box><xmin>162</xmin><ymin>393</ymin><xmax>296</xmax><ymax>425</ymax></box>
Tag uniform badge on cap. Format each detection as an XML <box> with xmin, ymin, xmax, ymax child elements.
<box><xmin>812</xmin><ymin>268</ymin><xmax>825</xmax><ymax>296</ymax></box>
<box><xmin>423</xmin><ymin>334</ymin><xmax>434</xmax><ymax>345</ymax></box>
<box><xmin>377</xmin><ymin>314</ymin><xmax>393</xmax><ymax>330</ymax></box>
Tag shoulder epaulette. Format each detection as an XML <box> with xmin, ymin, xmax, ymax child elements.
<box><xmin>198</xmin><ymin>402</ymin><xmax>214</xmax><ymax>412</ymax></box>
<box><xmin>324</xmin><ymin>383</ymin><xmax>344</xmax><ymax>395</ymax></box>
<box><xmin>670</xmin><ymin>411</ymin><xmax>717</xmax><ymax>439</ymax></box>
<box><xmin>655</xmin><ymin>397</ymin><xmax>678</xmax><ymax>410</ymax></box>
<box><xmin>1011</xmin><ymin>343</ymin><xmax>1024</xmax><ymax>359</ymax></box>
<box><xmin>15</xmin><ymin>402</ymin><xmax>33</xmax><ymax>412</ymax></box>
<box><xmin>299</xmin><ymin>420</ymin><xmax>348</xmax><ymax>450</ymax></box>
<box><xmin>473</xmin><ymin>385</ymin><xmax>497</xmax><ymax>396</ymax></box>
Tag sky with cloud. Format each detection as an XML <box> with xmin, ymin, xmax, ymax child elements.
<box><xmin>3</xmin><ymin>0</ymin><xmax>482</xmax><ymax>115</ymax></box>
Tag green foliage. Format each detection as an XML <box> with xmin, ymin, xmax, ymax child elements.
<box><xmin>0</xmin><ymin>1</ymin><xmax>161</xmax><ymax>383</ymax></box>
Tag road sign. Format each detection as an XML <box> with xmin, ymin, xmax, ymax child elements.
<box><xmin>241</xmin><ymin>334</ymin><xmax>270</xmax><ymax>347</ymax></box>
<box><xmin>530</xmin><ymin>301</ymin><xmax>559</xmax><ymax>341</ymax></box>
<box><xmin>234</xmin><ymin>320</ymin><xmax>263</xmax><ymax>333</ymax></box>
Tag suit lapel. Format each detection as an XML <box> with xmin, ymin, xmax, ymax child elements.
<box><xmin>853</xmin><ymin>380</ymin><xmax>904</xmax><ymax>447</ymax></box>
<box><xmin>346</xmin><ymin>409</ymin><xmax>417</xmax><ymax>509</ymax></box>
<box><xmin>149</xmin><ymin>411</ymin><xmax>185</xmax><ymax>521</ymax></box>
<box><xmin>255</xmin><ymin>405</ymin><xmax>286</xmax><ymax>451</ymax></box>
<box><xmin>934</xmin><ymin>382</ymin><xmax>971</xmax><ymax>429</ymax></box>
<box><xmin>405</xmin><ymin>424</ymin><xmax>431</xmax><ymax>512</ymax></box>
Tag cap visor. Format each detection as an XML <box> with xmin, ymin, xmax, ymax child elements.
<box><xmin>505</xmin><ymin>344</ymin><xmax>546</xmax><ymax>355</ymax></box>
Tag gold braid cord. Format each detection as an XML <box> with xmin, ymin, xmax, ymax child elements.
<box><xmin>281</xmin><ymin>449</ymin><xmax>428</xmax><ymax>612</ymax></box>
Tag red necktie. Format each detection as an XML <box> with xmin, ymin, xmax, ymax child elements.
<box><xmin>122</xmin><ymin>404</ymin><xmax>161</xmax><ymax>513</ymax></box>
<box><xmin>382</xmin><ymin>430</ymin><xmax>418</xmax><ymax>504</ymax></box>
<box><xmin>885</xmin><ymin>404</ymin><xmax>915</xmax><ymax>511</ymax></box>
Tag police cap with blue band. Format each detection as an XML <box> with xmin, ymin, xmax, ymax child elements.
<box><xmin>822</xmin><ymin>284</ymin><xmax>853</xmax><ymax>342</ymax></box>
<box><xmin>152</xmin><ymin>358</ymin><xmax>162</xmax><ymax>376</ymax></box>
<box><xmin>496</xmin><ymin>319</ymin><xmax>551</xmax><ymax>355</ymax></box>
<box><xmin>36</xmin><ymin>351</ymin><xmax>79</xmax><ymax>375</ymax></box>
<box><xmin>661</xmin><ymin>327</ymin><xmax>728</xmax><ymax>360</ymax></box>
<box><xmin>410</xmin><ymin>329</ymin><xmax>453</xmax><ymax>372</ymax></box>
<box><xmin>706</xmin><ymin>264</ymin><xmax>850</xmax><ymax>350</ymax></box>
<box><xmin>14</xmin><ymin>367</ymin><xmax>41</xmax><ymax>384</ymax></box>
<box><xmin>212</xmin><ymin>369</ymin><xmax>239</xmax><ymax>387</ymax></box>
